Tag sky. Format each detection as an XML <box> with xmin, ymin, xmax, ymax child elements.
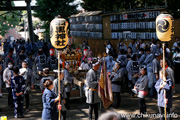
<box><xmin>14</xmin><ymin>0</ymin><xmax>83</xmax><ymax>10</ymax></box>
<box><xmin>14</xmin><ymin>0</ymin><xmax>37</xmax><ymax>6</ymax></box>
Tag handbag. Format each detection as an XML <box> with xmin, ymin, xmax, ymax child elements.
<box><xmin>139</xmin><ymin>90</ymin><xmax>148</xmax><ymax>96</ymax></box>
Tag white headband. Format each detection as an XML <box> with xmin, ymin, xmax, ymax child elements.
<box><xmin>92</xmin><ymin>61</ymin><xmax>100</xmax><ymax>67</ymax></box>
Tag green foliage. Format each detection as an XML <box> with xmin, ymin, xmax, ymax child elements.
<box><xmin>33</xmin><ymin>0</ymin><xmax>78</xmax><ymax>35</ymax></box>
<box><xmin>83</xmin><ymin>0</ymin><xmax>180</xmax><ymax>18</ymax></box>
<box><xmin>0</xmin><ymin>12</ymin><xmax>21</xmax><ymax>36</ymax></box>
<box><xmin>167</xmin><ymin>0</ymin><xmax>180</xmax><ymax>19</ymax></box>
<box><xmin>83</xmin><ymin>0</ymin><xmax>121</xmax><ymax>12</ymax></box>
<box><xmin>0</xmin><ymin>1</ymin><xmax>21</xmax><ymax>36</ymax></box>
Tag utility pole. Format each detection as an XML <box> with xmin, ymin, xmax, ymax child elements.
<box><xmin>25</xmin><ymin>0</ymin><xmax>34</xmax><ymax>42</ymax></box>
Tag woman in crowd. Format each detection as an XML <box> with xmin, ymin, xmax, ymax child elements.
<box><xmin>42</xmin><ymin>80</ymin><xmax>60</xmax><ymax>120</ymax></box>
<box><xmin>127</xmin><ymin>47</ymin><xmax>133</xmax><ymax>56</ymax></box>
<box><xmin>3</xmin><ymin>62</ymin><xmax>14</xmax><ymax>107</ymax></box>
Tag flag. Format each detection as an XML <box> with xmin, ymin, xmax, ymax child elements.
<box><xmin>98</xmin><ymin>59</ymin><xmax>113</xmax><ymax>109</ymax></box>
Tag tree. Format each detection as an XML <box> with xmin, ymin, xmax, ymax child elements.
<box><xmin>33</xmin><ymin>0</ymin><xmax>78</xmax><ymax>36</ymax></box>
<box><xmin>82</xmin><ymin>0</ymin><xmax>166</xmax><ymax>12</ymax></box>
<box><xmin>0</xmin><ymin>2</ymin><xmax>21</xmax><ymax>36</ymax></box>
<box><xmin>167</xmin><ymin>0</ymin><xmax>180</xmax><ymax>19</ymax></box>
<box><xmin>83</xmin><ymin>0</ymin><xmax>180</xmax><ymax>18</ymax></box>
<box><xmin>83</xmin><ymin>0</ymin><xmax>122</xmax><ymax>12</ymax></box>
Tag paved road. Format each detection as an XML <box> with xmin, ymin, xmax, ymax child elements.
<box><xmin>0</xmin><ymin>84</ymin><xmax>180</xmax><ymax>120</ymax></box>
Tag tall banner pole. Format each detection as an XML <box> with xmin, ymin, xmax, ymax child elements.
<box><xmin>50</xmin><ymin>15</ymin><xmax>69</xmax><ymax>120</ymax></box>
<box><xmin>156</xmin><ymin>13</ymin><xmax>174</xmax><ymax>120</ymax></box>
<box><xmin>162</xmin><ymin>43</ymin><xmax>167</xmax><ymax>120</ymax></box>
<box><xmin>58</xmin><ymin>50</ymin><xmax>61</xmax><ymax>120</ymax></box>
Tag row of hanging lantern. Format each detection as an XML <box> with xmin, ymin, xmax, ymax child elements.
<box><xmin>111</xmin><ymin>32</ymin><xmax>158</xmax><ymax>40</ymax></box>
<box><xmin>70</xmin><ymin>31</ymin><xmax>102</xmax><ymax>39</ymax></box>
<box><xmin>2</xmin><ymin>22</ymin><xmax>18</xmax><ymax>28</ymax></box>
<box><xmin>111</xmin><ymin>11</ymin><xmax>161</xmax><ymax>21</ymax></box>
<box><xmin>111</xmin><ymin>21</ymin><xmax>156</xmax><ymax>30</ymax></box>
<box><xmin>69</xmin><ymin>16</ymin><xmax>102</xmax><ymax>23</ymax></box>
<box><xmin>70</xmin><ymin>24</ymin><xmax>102</xmax><ymax>31</ymax></box>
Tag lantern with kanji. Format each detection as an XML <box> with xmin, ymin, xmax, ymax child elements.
<box><xmin>50</xmin><ymin>15</ymin><xmax>69</xmax><ymax>50</ymax></box>
<box><xmin>156</xmin><ymin>13</ymin><xmax>174</xmax><ymax>42</ymax></box>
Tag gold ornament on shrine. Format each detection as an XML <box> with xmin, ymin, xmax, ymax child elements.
<box><xmin>156</xmin><ymin>13</ymin><xmax>174</xmax><ymax>42</ymax></box>
<box><xmin>50</xmin><ymin>15</ymin><xmax>69</xmax><ymax>50</ymax></box>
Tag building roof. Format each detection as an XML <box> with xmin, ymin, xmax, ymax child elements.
<box><xmin>101</xmin><ymin>7</ymin><xmax>166</xmax><ymax>16</ymax></box>
<box><xmin>70</xmin><ymin>11</ymin><xmax>103</xmax><ymax>18</ymax></box>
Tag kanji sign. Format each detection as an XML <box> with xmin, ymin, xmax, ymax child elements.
<box><xmin>50</xmin><ymin>16</ymin><xmax>69</xmax><ymax>50</ymax></box>
<box><xmin>156</xmin><ymin>13</ymin><xmax>174</xmax><ymax>42</ymax></box>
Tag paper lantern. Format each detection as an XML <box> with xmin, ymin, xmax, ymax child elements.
<box><xmin>156</xmin><ymin>13</ymin><xmax>174</xmax><ymax>42</ymax></box>
<box><xmin>50</xmin><ymin>15</ymin><xmax>69</xmax><ymax>50</ymax></box>
<box><xmin>1</xmin><ymin>116</ymin><xmax>7</xmax><ymax>120</ymax></box>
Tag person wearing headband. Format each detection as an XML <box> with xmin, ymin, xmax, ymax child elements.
<box><xmin>52</xmin><ymin>70</ymin><xmax>67</xmax><ymax>120</ymax></box>
<box><xmin>63</xmin><ymin>61</ymin><xmax>73</xmax><ymax>110</ymax></box>
<box><xmin>85</xmin><ymin>59</ymin><xmax>100</xmax><ymax>120</ymax></box>
<box><xmin>155</xmin><ymin>70</ymin><xmax>172</xmax><ymax>120</ymax></box>
<box><xmin>110</xmin><ymin>61</ymin><xmax>123</xmax><ymax>108</ymax></box>
<box><xmin>40</xmin><ymin>68</ymin><xmax>54</xmax><ymax>92</ymax></box>
<box><xmin>133</xmin><ymin>65</ymin><xmax>149</xmax><ymax>114</ymax></box>
<box><xmin>160</xmin><ymin>59</ymin><xmax>175</xmax><ymax>89</ymax></box>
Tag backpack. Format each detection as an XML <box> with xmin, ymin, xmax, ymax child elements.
<box><xmin>132</xmin><ymin>61</ymin><xmax>139</xmax><ymax>73</ymax></box>
<box><xmin>39</xmin><ymin>55</ymin><xmax>46</xmax><ymax>65</ymax></box>
<box><xmin>119</xmin><ymin>55</ymin><xmax>127</xmax><ymax>67</ymax></box>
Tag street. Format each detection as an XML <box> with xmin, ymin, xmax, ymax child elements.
<box><xmin>0</xmin><ymin>84</ymin><xmax>180</xmax><ymax>120</ymax></box>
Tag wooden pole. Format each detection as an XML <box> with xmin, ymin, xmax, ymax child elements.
<box><xmin>58</xmin><ymin>50</ymin><xmax>61</xmax><ymax>120</ymax></box>
<box><xmin>25</xmin><ymin>0</ymin><xmax>34</xmax><ymax>42</ymax></box>
<box><xmin>162</xmin><ymin>43</ymin><xmax>167</xmax><ymax>120</ymax></box>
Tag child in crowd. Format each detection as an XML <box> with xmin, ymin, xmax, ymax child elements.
<box><xmin>11</xmin><ymin>67</ymin><xmax>26</xmax><ymax>118</ymax></box>
<box><xmin>155</xmin><ymin>70</ymin><xmax>172</xmax><ymax>120</ymax></box>
<box><xmin>133</xmin><ymin>65</ymin><xmax>149</xmax><ymax>114</ymax></box>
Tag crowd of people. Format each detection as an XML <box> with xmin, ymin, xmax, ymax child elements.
<box><xmin>0</xmin><ymin>36</ymin><xmax>179</xmax><ymax>120</ymax></box>
<box><xmin>0</xmin><ymin>38</ymin><xmax>59</xmax><ymax>118</ymax></box>
<box><xmin>83</xmin><ymin>37</ymin><xmax>178</xmax><ymax>120</ymax></box>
